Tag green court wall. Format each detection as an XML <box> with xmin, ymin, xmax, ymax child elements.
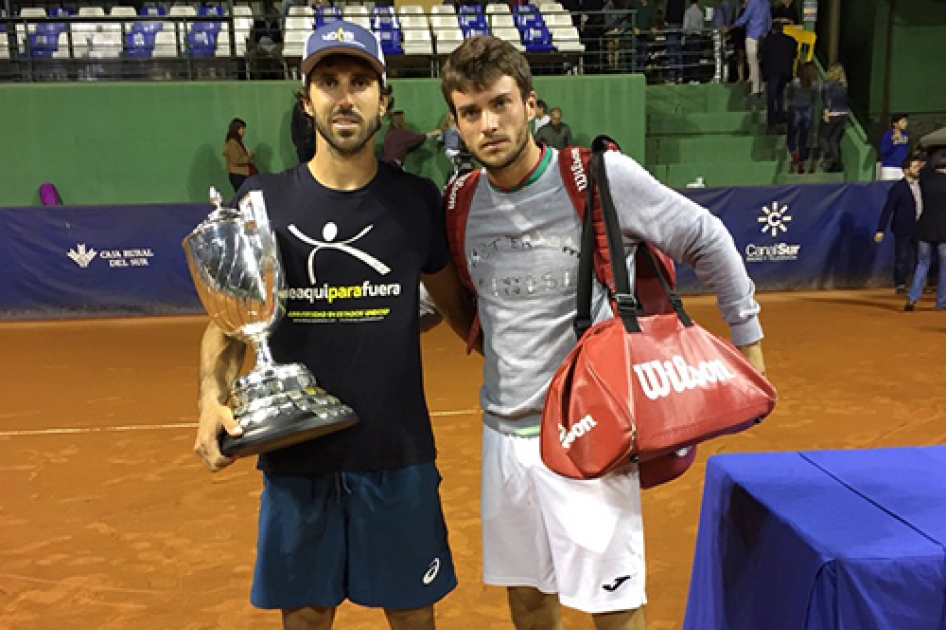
<box><xmin>0</xmin><ymin>74</ymin><xmax>645</xmax><ymax>207</ymax></box>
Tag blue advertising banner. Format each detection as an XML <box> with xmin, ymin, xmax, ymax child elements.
<box><xmin>0</xmin><ymin>181</ymin><xmax>899</xmax><ymax>318</ymax></box>
<box><xmin>0</xmin><ymin>204</ymin><xmax>210</xmax><ymax>318</ymax></box>
<box><xmin>675</xmin><ymin>181</ymin><xmax>897</xmax><ymax>294</ymax></box>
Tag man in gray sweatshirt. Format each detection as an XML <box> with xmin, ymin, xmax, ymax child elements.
<box><xmin>440</xmin><ymin>35</ymin><xmax>766</xmax><ymax>630</ymax></box>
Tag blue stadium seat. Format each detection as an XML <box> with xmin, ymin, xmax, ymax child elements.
<box><xmin>27</xmin><ymin>32</ymin><xmax>59</xmax><ymax>57</ymax></box>
<box><xmin>192</xmin><ymin>20</ymin><xmax>221</xmax><ymax>33</ymax></box>
<box><xmin>125</xmin><ymin>30</ymin><xmax>155</xmax><ymax>57</ymax></box>
<box><xmin>132</xmin><ymin>19</ymin><xmax>164</xmax><ymax>33</ymax></box>
<box><xmin>36</xmin><ymin>21</ymin><xmax>68</xmax><ymax>36</ymax></box>
<box><xmin>316</xmin><ymin>6</ymin><xmax>342</xmax><ymax>27</ymax></box>
<box><xmin>198</xmin><ymin>5</ymin><xmax>225</xmax><ymax>17</ymax></box>
<box><xmin>376</xmin><ymin>27</ymin><xmax>403</xmax><ymax>55</ymax></box>
<box><xmin>521</xmin><ymin>25</ymin><xmax>554</xmax><ymax>52</ymax></box>
<box><xmin>462</xmin><ymin>25</ymin><xmax>489</xmax><ymax>38</ymax></box>
<box><xmin>458</xmin><ymin>9</ymin><xmax>487</xmax><ymax>32</ymax></box>
<box><xmin>49</xmin><ymin>7</ymin><xmax>76</xmax><ymax>17</ymax></box>
<box><xmin>370</xmin><ymin>6</ymin><xmax>399</xmax><ymax>30</ymax></box>
<box><xmin>140</xmin><ymin>5</ymin><xmax>167</xmax><ymax>16</ymax></box>
<box><xmin>513</xmin><ymin>4</ymin><xmax>544</xmax><ymax>30</ymax></box>
<box><xmin>187</xmin><ymin>29</ymin><xmax>217</xmax><ymax>57</ymax></box>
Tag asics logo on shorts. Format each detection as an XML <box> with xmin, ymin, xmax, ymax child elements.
<box><xmin>422</xmin><ymin>558</ymin><xmax>440</xmax><ymax>585</ymax></box>
<box><xmin>602</xmin><ymin>575</ymin><xmax>632</xmax><ymax>592</ymax></box>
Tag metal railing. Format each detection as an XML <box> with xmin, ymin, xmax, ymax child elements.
<box><xmin>0</xmin><ymin>8</ymin><xmax>733</xmax><ymax>83</ymax></box>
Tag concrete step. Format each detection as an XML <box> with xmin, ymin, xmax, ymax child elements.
<box><xmin>646</xmin><ymin>82</ymin><xmax>751</xmax><ymax>114</ymax></box>
<box><xmin>647</xmin><ymin>134</ymin><xmax>782</xmax><ymax>164</ymax></box>
<box><xmin>653</xmin><ymin>161</ymin><xmax>783</xmax><ymax>188</ymax></box>
<box><xmin>647</xmin><ymin>111</ymin><xmax>766</xmax><ymax>135</ymax></box>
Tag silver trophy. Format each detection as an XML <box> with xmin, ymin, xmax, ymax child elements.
<box><xmin>182</xmin><ymin>187</ymin><xmax>358</xmax><ymax>458</ymax></box>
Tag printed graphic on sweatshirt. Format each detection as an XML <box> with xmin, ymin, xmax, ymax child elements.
<box><xmin>467</xmin><ymin>231</ymin><xmax>580</xmax><ymax>298</ymax></box>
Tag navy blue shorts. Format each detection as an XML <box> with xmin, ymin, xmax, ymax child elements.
<box><xmin>251</xmin><ymin>462</ymin><xmax>457</xmax><ymax>610</ymax></box>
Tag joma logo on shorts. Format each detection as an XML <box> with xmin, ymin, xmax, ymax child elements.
<box><xmin>558</xmin><ymin>414</ymin><xmax>598</xmax><ymax>449</ymax></box>
<box><xmin>632</xmin><ymin>356</ymin><xmax>735</xmax><ymax>400</ymax></box>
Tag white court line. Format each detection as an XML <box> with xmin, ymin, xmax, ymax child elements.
<box><xmin>0</xmin><ymin>409</ymin><xmax>481</xmax><ymax>437</ymax></box>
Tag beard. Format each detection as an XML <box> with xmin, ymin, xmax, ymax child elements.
<box><xmin>314</xmin><ymin>107</ymin><xmax>382</xmax><ymax>157</ymax></box>
<box><xmin>468</xmin><ymin>117</ymin><xmax>532</xmax><ymax>172</ymax></box>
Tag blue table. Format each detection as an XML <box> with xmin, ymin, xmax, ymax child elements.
<box><xmin>683</xmin><ymin>447</ymin><xmax>946</xmax><ymax>630</ymax></box>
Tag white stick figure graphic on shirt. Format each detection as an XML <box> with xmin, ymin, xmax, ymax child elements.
<box><xmin>288</xmin><ymin>221</ymin><xmax>391</xmax><ymax>284</ymax></box>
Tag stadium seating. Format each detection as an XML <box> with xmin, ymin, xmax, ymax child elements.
<box><xmin>493</xmin><ymin>26</ymin><xmax>525</xmax><ymax>52</ymax></box>
<box><xmin>430</xmin><ymin>13</ymin><xmax>463</xmax><ymax>55</ymax></box>
<box><xmin>342</xmin><ymin>4</ymin><xmax>371</xmax><ymax>29</ymax></box>
<box><xmin>521</xmin><ymin>26</ymin><xmax>554</xmax><ymax>52</ymax></box>
<box><xmin>316</xmin><ymin>5</ymin><xmax>342</xmax><ymax>27</ymax></box>
<box><xmin>125</xmin><ymin>30</ymin><xmax>156</xmax><ymax>57</ymax></box>
<box><xmin>376</xmin><ymin>27</ymin><xmax>403</xmax><ymax>55</ymax></box>
<box><xmin>187</xmin><ymin>29</ymin><xmax>216</xmax><ymax>57</ymax></box>
<box><xmin>401</xmin><ymin>13</ymin><xmax>432</xmax><ymax>55</ymax></box>
<box><xmin>0</xmin><ymin>2</ymin><xmax>594</xmax><ymax>76</ymax></box>
<box><xmin>457</xmin><ymin>4</ymin><xmax>487</xmax><ymax>36</ymax></box>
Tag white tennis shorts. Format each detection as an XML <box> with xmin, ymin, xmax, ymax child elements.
<box><xmin>480</xmin><ymin>425</ymin><xmax>647</xmax><ymax>614</ymax></box>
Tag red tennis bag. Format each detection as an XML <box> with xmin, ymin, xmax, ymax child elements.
<box><xmin>541</xmin><ymin>138</ymin><xmax>777</xmax><ymax>480</ymax></box>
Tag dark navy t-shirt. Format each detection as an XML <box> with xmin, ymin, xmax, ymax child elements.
<box><xmin>235</xmin><ymin>162</ymin><xmax>449</xmax><ymax>475</ymax></box>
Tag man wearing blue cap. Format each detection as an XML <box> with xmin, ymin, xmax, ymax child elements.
<box><xmin>194</xmin><ymin>20</ymin><xmax>473</xmax><ymax>630</ymax></box>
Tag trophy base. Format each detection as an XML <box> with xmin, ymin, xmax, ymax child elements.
<box><xmin>220</xmin><ymin>404</ymin><xmax>358</xmax><ymax>458</ymax></box>
<box><xmin>219</xmin><ymin>363</ymin><xmax>358</xmax><ymax>458</ymax></box>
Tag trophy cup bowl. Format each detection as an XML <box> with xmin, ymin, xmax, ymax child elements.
<box><xmin>182</xmin><ymin>188</ymin><xmax>358</xmax><ymax>458</ymax></box>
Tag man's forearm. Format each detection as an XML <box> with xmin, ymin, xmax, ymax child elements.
<box><xmin>198</xmin><ymin>322</ymin><xmax>246</xmax><ymax>412</ymax></box>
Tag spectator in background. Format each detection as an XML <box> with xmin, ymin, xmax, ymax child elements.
<box><xmin>711</xmin><ymin>0</ymin><xmax>733</xmax><ymax>81</ymax></box>
<box><xmin>603</xmin><ymin>0</ymin><xmax>632</xmax><ymax>71</ymax></box>
<box><xmin>533</xmin><ymin>99</ymin><xmax>550</xmax><ymax>132</ymax></box>
<box><xmin>247</xmin><ymin>5</ymin><xmax>287</xmax><ymax>79</ymax></box>
<box><xmin>290</xmin><ymin>100</ymin><xmax>316</xmax><ymax>163</ymax></box>
<box><xmin>534</xmin><ymin>106</ymin><xmax>573</xmax><ymax>149</ymax></box>
<box><xmin>222</xmin><ymin>117</ymin><xmax>258</xmax><ymax>192</ymax></box>
<box><xmin>712</xmin><ymin>0</ymin><xmax>732</xmax><ymax>28</ymax></box>
<box><xmin>760</xmin><ymin>20</ymin><xmax>798</xmax><ymax>131</ymax></box>
<box><xmin>439</xmin><ymin>112</ymin><xmax>477</xmax><ymax>184</ymax></box>
<box><xmin>905</xmin><ymin>152</ymin><xmax>946</xmax><ymax>311</ymax></box>
<box><xmin>727</xmin><ymin>0</ymin><xmax>770</xmax><ymax>98</ymax></box>
<box><xmin>879</xmin><ymin>113</ymin><xmax>911</xmax><ymax>181</ymax></box>
<box><xmin>663</xmin><ymin>0</ymin><xmax>685</xmax><ymax>82</ymax></box>
<box><xmin>818</xmin><ymin>62</ymin><xmax>849</xmax><ymax>173</ymax></box>
<box><xmin>785</xmin><ymin>61</ymin><xmax>818</xmax><ymax>173</ymax></box>
<box><xmin>581</xmin><ymin>0</ymin><xmax>607</xmax><ymax>74</ymax></box>
<box><xmin>771</xmin><ymin>0</ymin><xmax>800</xmax><ymax>25</ymax></box>
<box><xmin>875</xmin><ymin>156</ymin><xmax>925</xmax><ymax>294</ymax></box>
<box><xmin>728</xmin><ymin>0</ymin><xmax>749</xmax><ymax>83</ymax></box>
<box><xmin>632</xmin><ymin>0</ymin><xmax>657</xmax><ymax>74</ymax></box>
<box><xmin>383</xmin><ymin>111</ymin><xmax>439</xmax><ymax>168</ymax></box>
<box><xmin>681</xmin><ymin>0</ymin><xmax>703</xmax><ymax>83</ymax></box>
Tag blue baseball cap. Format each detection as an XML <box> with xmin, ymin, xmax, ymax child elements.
<box><xmin>301</xmin><ymin>21</ymin><xmax>386</xmax><ymax>85</ymax></box>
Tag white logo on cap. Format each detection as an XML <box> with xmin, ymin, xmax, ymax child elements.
<box><xmin>322</xmin><ymin>26</ymin><xmax>358</xmax><ymax>45</ymax></box>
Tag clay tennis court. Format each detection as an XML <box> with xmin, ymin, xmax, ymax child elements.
<box><xmin>1</xmin><ymin>289</ymin><xmax>943</xmax><ymax>629</ymax></box>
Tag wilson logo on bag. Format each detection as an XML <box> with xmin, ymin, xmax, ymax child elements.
<box><xmin>632</xmin><ymin>356</ymin><xmax>736</xmax><ymax>400</ymax></box>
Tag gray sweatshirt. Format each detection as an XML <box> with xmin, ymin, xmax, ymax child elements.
<box><xmin>464</xmin><ymin>149</ymin><xmax>763</xmax><ymax>435</ymax></box>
